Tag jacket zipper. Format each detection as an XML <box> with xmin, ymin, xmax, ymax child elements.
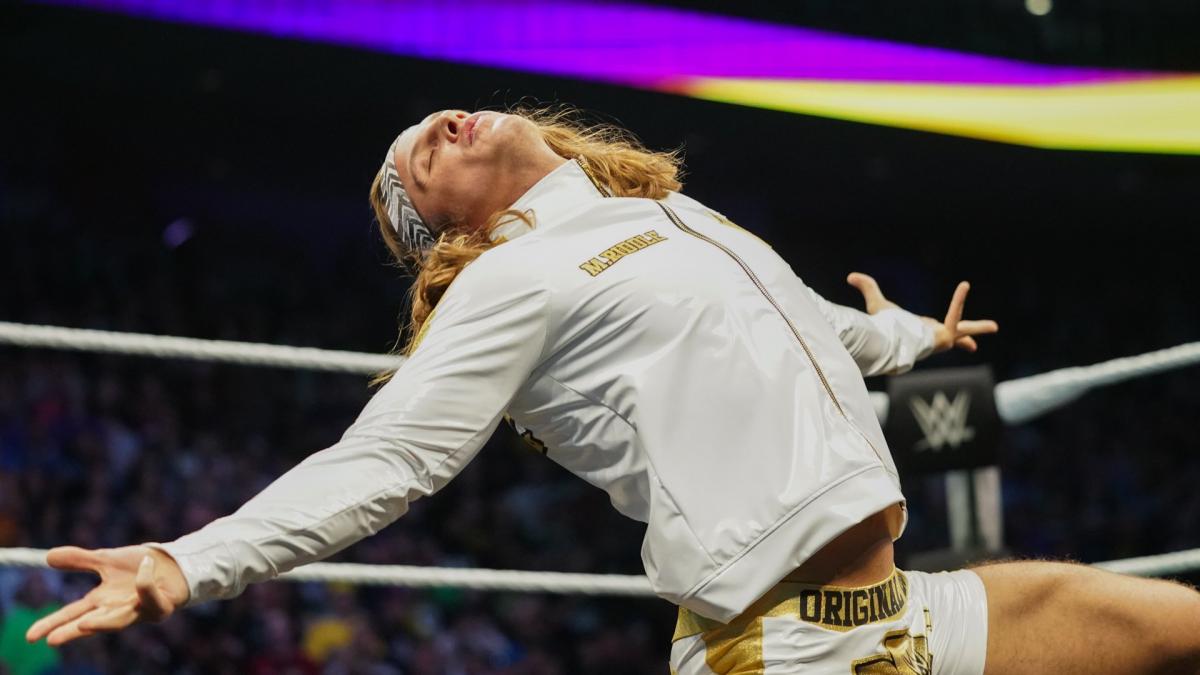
<box><xmin>656</xmin><ymin>202</ymin><xmax>892</xmax><ymax>470</ymax></box>
<box><xmin>576</xmin><ymin>157</ymin><xmax>613</xmax><ymax>197</ymax></box>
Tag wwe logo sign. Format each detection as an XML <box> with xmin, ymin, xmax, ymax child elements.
<box><xmin>908</xmin><ymin>390</ymin><xmax>975</xmax><ymax>452</ymax></box>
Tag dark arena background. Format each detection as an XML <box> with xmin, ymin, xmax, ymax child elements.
<box><xmin>2</xmin><ymin>1</ymin><xmax>1199</xmax><ymax>673</ymax></box>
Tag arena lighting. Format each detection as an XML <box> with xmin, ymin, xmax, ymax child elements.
<box><xmin>35</xmin><ymin>0</ymin><xmax>1200</xmax><ymax>154</ymax></box>
<box><xmin>1025</xmin><ymin>0</ymin><xmax>1053</xmax><ymax>17</ymax></box>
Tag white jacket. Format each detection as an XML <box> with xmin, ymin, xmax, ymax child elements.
<box><xmin>154</xmin><ymin>159</ymin><xmax>935</xmax><ymax>622</ymax></box>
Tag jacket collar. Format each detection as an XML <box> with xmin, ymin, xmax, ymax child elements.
<box><xmin>489</xmin><ymin>157</ymin><xmax>611</xmax><ymax>244</ymax></box>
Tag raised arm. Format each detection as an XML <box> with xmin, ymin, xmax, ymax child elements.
<box><xmin>27</xmin><ymin>255</ymin><xmax>550</xmax><ymax>645</ymax></box>
<box><xmin>804</xmin><ymin>272</ymin><xmax>998</xmax><ymax>376</ymax></box>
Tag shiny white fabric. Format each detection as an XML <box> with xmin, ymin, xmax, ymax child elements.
<box><xmin>151</xmin><ymin>159</ymin><xmax>935</xmax><ymax>621</ymax></box>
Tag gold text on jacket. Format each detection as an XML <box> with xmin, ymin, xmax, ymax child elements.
<box><xmin>579</xmin><ymin>230</ymin><xmax>668</xmax><ymax>277</ymax></box>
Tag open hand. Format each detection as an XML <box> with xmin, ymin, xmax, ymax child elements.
<box><xmin>25</xmin><ymin>545</ymin><xmax>189</xmax><ymax>646</ymax></box>
<box><xmin>847</xmin><ymin>272</ymin><xmax>998</xmax><ymax>354</ymax></box>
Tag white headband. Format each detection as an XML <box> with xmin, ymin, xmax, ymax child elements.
<box><xmin>380</xmin><ymin>133</ymin><xmax>436</xmax><ymax>256</ymax></box>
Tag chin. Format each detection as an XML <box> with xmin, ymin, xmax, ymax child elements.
<box><xmin>485</xmin><ymin>115</ymin><xmax>546</xmax><ymax>157</ymax></box>
<box><xmin>504</xmin><ymin>112</ymin><xmax>542</xmax><ymax>136</ymax></box>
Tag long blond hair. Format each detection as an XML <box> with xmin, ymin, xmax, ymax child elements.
<box><xmin>369</xmin><ymin>105</ymin><xmax>683</xmax><ymax>380</ymax></box>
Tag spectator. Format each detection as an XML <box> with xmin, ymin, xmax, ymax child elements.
<box><xmin>0</xmin><ymin>572</ymin><xmax>61</xmax><ymax>675</ymax></box>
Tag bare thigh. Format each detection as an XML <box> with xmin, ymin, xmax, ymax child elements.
<box><xmin>973</xmin><ymin>561</ymin><xmax>1200</xmax><ymax>675</ymax></box>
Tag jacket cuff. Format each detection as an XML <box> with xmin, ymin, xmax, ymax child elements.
<box><xmin>870</xmin><ymin>307</ymin><xmax>937</xmax><ymax>372</ymax></box>
<box><xmin>913</xmin><ymin>313</ymin><xmax>937</xmax><ymax>361</ymax></box>
<box><xmin>143</xmin><ymin>539</ymin><xmax>238</xmax><ymax>608</ymax></box>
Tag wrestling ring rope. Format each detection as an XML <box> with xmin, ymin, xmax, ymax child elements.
<box><xmin>2</xmin><ymin>320</ymin><xmax>1198</xmax><ymax>588</ymax></box>
<box><xmin>0</xmin><ymin>545</ymin><xmax>1198</xmax><ymax>594</ymax></box>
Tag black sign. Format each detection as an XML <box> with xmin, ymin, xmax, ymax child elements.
<box><xmin>885</xmin><ymin>366</ymin><xmax>999</xmax><ymax>474</ymax></box>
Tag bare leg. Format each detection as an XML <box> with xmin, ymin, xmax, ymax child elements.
<box><xmin>973</xmin><ymin>561</ymin><xmax>1200</xmax><ymax>674</ymax></box>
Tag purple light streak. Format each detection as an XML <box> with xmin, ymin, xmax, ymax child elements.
<box><xmin>37</xmin><ymin>0</ymin><xmax>1159</xmax><ymax>87</ymax></box>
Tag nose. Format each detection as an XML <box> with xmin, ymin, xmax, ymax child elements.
<box><xmin>441</xmin><ymin>110</ymin><xmax>469</xmax><ymax>142</ymax></box>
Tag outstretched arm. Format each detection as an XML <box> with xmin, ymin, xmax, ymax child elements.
<box><xmin>26</xmin><ymin>256</ymin><xmax>550</xmax><ymax>646</ymax></box>
<box><xmin>804</xmin><ymin>272</ymin><xmax>998</xmax><ymax>376</ymax></box>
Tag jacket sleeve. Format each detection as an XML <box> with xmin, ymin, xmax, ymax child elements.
<box><xmin>802</xmin><ymin>281</ymin><xmax>936</xmax><ymax>377</ymax></box>
<box><xmin>148</xmin><ymin>256</ymin><xmax>550</xmax><ymax>605</ymax></box>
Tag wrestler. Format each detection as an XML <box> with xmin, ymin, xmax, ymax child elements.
<box><xmin>28</xmin><ymin>107</ymin><xmax>1200</xmax><ymax>674</ymax></box>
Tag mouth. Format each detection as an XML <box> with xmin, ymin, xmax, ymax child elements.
<box><xmin>464</xmin><ymin>112</ymin><xmax>488</xmax><ymax>146</ymax></box>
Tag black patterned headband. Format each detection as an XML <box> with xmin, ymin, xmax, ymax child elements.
<box><xmin>381</xmin><ymin>134</ymin><xmax>436</xmax><ymax>256</ymax></box>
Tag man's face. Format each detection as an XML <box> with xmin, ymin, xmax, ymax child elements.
<box><xmin>390</xmin><ymin>109</ymin><xmax>553</xmax><ymax>232</ymax></box>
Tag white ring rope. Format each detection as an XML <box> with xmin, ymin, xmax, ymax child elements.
<box><xmin>868</xmin><ymin>341</ymin><xmax>1200</xmax><ymax>425</ymax></box>
<box><xmin>1093</xmin><ymin>548</ymin><xmax>1200</xmax><ymax>578</ymax></box>
<box><xmin>0</xmin><ymin>321</ymin><xmax>1197</xmax><ymax>425</ymax></box>
<box><xmin>0</xmin><ymin>548</ymin><xmax>655</xmax><ymax>596</ymax></box>
<box><xmin>0</xmin><ymin>321</ymin><xmax>404</xmax><ymax>375</ymax></box>
<box><xmin>993</xmin><ymin>341</ymin><xmax>1200</xmax><ymax>424</ymax></box>
<box><xmin>0</xmin><ymin>546</ymin><xmax>1195</xmax><ymax>594</ymax></box>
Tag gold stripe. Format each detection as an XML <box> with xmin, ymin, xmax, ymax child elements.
<box><xmin>707</xmin><ymin>210</ymin><xmax>773</xmax><ymax>250</ymax></box>
<box><xmin>673</xmin><ymin>608</ymin><xmax>718</xmax><ymax>642</ymax></box>
<box><xmin>410</xmin><ymin>309</ymin><xmax>437</xmax><ymax>353</ymax></box>
<box><xmin>703</xmin><ymin>617</ymin><xmax>765</xmax><ymax>674</ymax></box>
<box><xmin>673</xmin><ymin>591</ymin><xmax>802</xmax><ymax>673</ymax></box>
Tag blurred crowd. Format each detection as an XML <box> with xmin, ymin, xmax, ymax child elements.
<box><xmin>0</xmin><ymin>210</ymin><xmax>669</xmax><ymax>674</ymax></box>
<box><xmin>0</xmin><ymin>341</ymin><xmax>668</xmax><ymax>675</ymax></box>
<box><xmin>1</xmin><ymin>165</ymin><xmax>1198</xmax><ymax>675</ymax></box>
